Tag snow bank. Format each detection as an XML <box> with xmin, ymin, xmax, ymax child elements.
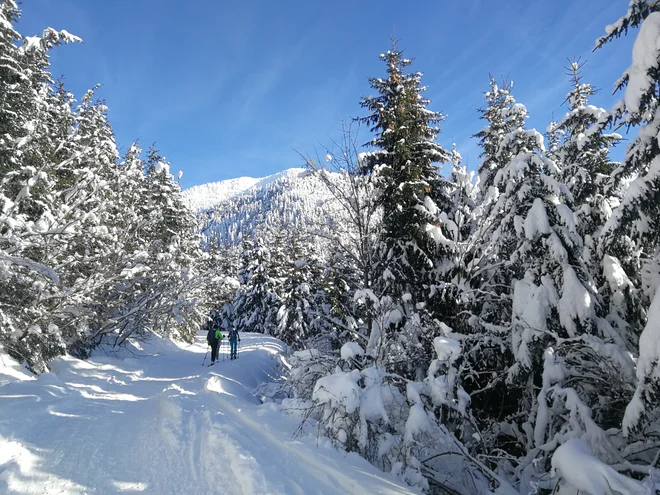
<box><xmin>314</xmin><ymin>370</ymin><xmax>363</xmax><ymax>414</ymax></box>
<box><xmin>340</xmin><ymin>342</ymin><xmax>365</xmax><ymax>361</ymax></box>
<box><xmin>0</xmin><ymin>348</ymin><xmax>36</xmax><ymax>386</ymax></box>
<box><xmin>551</xmin><ymin>438</ymin><xmax>647</xmax><ymax>494</ymax></box>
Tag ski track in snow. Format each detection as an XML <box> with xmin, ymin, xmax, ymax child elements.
<box><xmin>0</xmin><ymin>333</ymin><xmax>418</xmax><ymax>495</ymax></box>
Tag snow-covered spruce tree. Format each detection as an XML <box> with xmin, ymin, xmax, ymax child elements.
<box><xmin>81</xmin><ymin>143</ymin><xmax>190</xmax><ymax>348</ymax></box>
<box><xmin>0</xmin><ymin>5</ymin><xmax>85</xmax><ymax>371</ymax></box>
<box><xmin>199</xmin><ymin>235</ymin><xmax>240</xmax><ymax>317</ymax></box>
<box><xmin>457</xmin><ymin>77</ymin><xmax>529</xmax><ymax>337</ymax></box>
<box><xmin>194</xmin><ymin>232</ymin><xmax>241</xmax><ymax>320</ymax></box>
<box><xmin>358</xmin><ymin>40</ymin><xmax>456</xmax><ymax>379</ymax></box>
<box><xmin>551</xmin><ymin>62</ymin><xmax>640</xmax><ymax>349</ymax></box>
<box><xmin>501</xmin><ymin>63</ymin><xmax>649</xmax><ymax>491</ymax></box>
<box><xmin>594</xmin><ymin>0</ymin><xmax>660</xmax><ymax>50</ymax></box>
<box><xmin>555</xmin><ymin>62</ymin><xmax>620</xmax><ymax>214</ymax></box>
<box><xmin>595</xmin><ymin>4</ymin><xmax>660</xmax><ymax>449</ymax></box>
<box><xmin>468</xmin><ymin>88</ymin><xmax>644</xmax><ymax>491</ymax></box>
<box><xmin>90</xmin><ymin>143</ymin><xmax>204</xmax><ymax>347</ymax></box>
<box><xmin>473</xmin><ymin>77</ymin><xmax>527</xmax><ymax>200</ymax></box>
<box><xmin>137</xmin><ymin>146</ymin><xmax>205</xmax><ymax>342</ymax></box>
<box><xmin>550</xmin><ymin>62</ymin><xmax>637</xmax><ymax>341</ymax></box>
<box><xmin>274</xmin><ymin>231</ymin><xmax>320</xmax><ymax>349</ymax></box>
<box><xmin>446</xmin><ymin>143</ymin><xmax>479</xmax><ymax>299</ymax></box>
<box><xmin>465</xmin><ymin>78</ymin><xmax>528</xmax><ymax>328</ymax></box>
<box><xmin>84</xmin><ymin>143</ymin><xmax>152</xmax><ymax>345</ymax></box>
<box><xmin>315</xmin><ymin>250</ymin><xmax>362</xmax><ymax>348</ymax></box>
<box><xmin>596</xmin><ymin>4</ymin><xmax>660</xmax><ymax>314</ymax></box>
<box><xmin>456</xmin><ymin>85</ymin><xmax>543</xmax><ymax>438</ymax></box>
<box><xmin>459</xmin><ymin>86</ymin><xmax>629</xmax><ymax>491</ymax></box>
<box><xmin>1</xmin><ymin>2</ymin><xmax>210</xmax><ymax>371</ymax></box>
<box><xmin>486</xmin><ymin>134</ymin><xmax>583</xmax><ymax>484</ymax></box>
<box><xmin>286</xmin><ymin>247</ymin><xmax>362</xmax><ymax>353</ymax></box>
<box><xmin>233</xmin><ymin>235</ymin><xmax>279</xmax><ymax>335</ymax></box>
<box><xmin>42</xmin><ymin>88</ymin><xmax>123</xmax><ymax>356</ymax></box>
<box><xmin>448</xmin><ymin>143</ymin><xmax>478</xmax><ymax>247</ymax></box>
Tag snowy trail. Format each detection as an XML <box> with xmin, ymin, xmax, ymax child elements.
<box><xmin>0</xmin><ymin>333</ymin><xmax>418</xmax><ymax>495</ymax></box>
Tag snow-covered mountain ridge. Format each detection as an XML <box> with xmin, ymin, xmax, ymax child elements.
<box><xmin>182</xmin><ymin>167</ymin><xmax>334</xmax><ymax>246</ymax></box>
<box><xmin>183</xmin><ymin>168</ymin><xmax>309</xmax><ymax>213</ymax></box>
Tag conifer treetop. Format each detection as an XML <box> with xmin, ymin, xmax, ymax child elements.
<box><xmin>358</xmin><ymin>38</ymin><xmax>449</xmax><ymax>173</ymax></box>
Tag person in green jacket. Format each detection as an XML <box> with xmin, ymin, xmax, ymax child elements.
<box><xmin>207</xmin><ymin>326</ymin><xmax>225</xmax><ymax>365</ymax></box>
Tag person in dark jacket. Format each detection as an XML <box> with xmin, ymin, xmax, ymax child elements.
<box><xmin>207</xmin><ymin>326</ymin><xmax>225</xmax><ymax>365</ymax></box>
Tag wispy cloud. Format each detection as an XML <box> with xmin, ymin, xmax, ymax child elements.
<box><xmin>233</xmin><ymin>29</ymin><xmax>318</xmax><ymax>129</ymax></box>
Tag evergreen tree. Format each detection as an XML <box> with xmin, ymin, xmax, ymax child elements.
<box><xmin>473</xmin><ymin>77</ymin><xmax>527</xmax><ymax>198</ymax></box>
<box><xmin>0</xmin><ymin>2</ymin><xmax>213</xmax><ymax>370</ymax></box>
<box><xmin>87</xmin><ymin>143</ymin><xmax>151</xmax><ymax>345</ymax></box>
<box><xmin>462</xmin><ymin>78</ymin><xmax>533</xmax><ymax>340</ymax></box>
<box><xmin>139</xmin><ymin>146</ymin><xmax>204</xmax><ymax>341</ymax></box>
<box><xmin>198</xmin><ymin>235</ymin><xmax>239</xmax><ymax>316</ymax></box>
<box><xmin>448</xmin><ymin>143</ymin><xmax>477</xmax><ymax>253</ymax></box>
<box><xmin>466</xmin><ymin>85</ymin><xmax>544</xmax><ymax>339</ymax></box>
<box><xmin>0</xmin><ymin>6</ymin><xmax>84</xmax><ymax>370</ymax></box>
<box><xmin>358</xmin><ymin>40</ymin><xmax>454</xmax><ymax>377</ymax></box>
<box><xmin>459</xmin><ymin>88</ymin><xmax>620</xmax><ymax>483</ymax></box>
<box><xmin>273</xmin><ymin>232</ymin><xmax>318</xmax><ymax>349</ymax></box>
<box><xmin>46</xmin><ymin>88</ymin><xmax>122</xmax><ymax>354</ymax></box>
<box><xmin>554</xmin><ymin>63</ymin><xmax>620</xmax><ymax>255</ymax></box>
<box><xmin>550</xmin><ymin>61</ymin><xmax>633</xmax><ymax>342</ymax></box>
<box><xmin>233</xmin><ymin>235</ymin><xmax>279</xmax><ymax>335</ymax></box>
<box><xmin>318</xmin><ymin>249</ymin><xmax>361</xmax><ymax>341</ymax></box>
<box><xmin>596</xmin><ymin>2</ymin><xmax>660</xmax><ymax>438</ymax></box>
<box><xmin>594</xmin><ymin>0</ymin><xmax>660</xmax><ymax>49</ymax></box>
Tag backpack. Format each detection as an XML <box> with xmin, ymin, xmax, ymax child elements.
<box><xmin>229</xmin><ymin>329</ymin><xmax>238</xmax><ymax>340</ymax></box>
<box><xmin>207</xmin><ymin>328</ymin><xmax>216</xmax><ymax>343</ymax></box>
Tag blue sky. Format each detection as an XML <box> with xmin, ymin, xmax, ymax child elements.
<box><xmin>17</xmin><ymin>0</ymin><xmax>635</xmax><ymax>189</ymax></box>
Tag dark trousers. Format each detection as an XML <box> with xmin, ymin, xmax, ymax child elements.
<box><xmin>210</xmin><ymin>340</ymin><xmax>219</xmax><ymax>362</ymax></box>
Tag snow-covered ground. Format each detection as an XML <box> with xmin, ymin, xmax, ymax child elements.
<box><xmin>0</xmin><ymin>333</ymin><xmax>418</xmax><ymax>495</ymax></box>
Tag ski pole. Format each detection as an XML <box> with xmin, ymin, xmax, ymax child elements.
<box><xmin>202</xmin><ymin>345</ymin><xmax>209</xmax><ymax>366</ymax></box>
